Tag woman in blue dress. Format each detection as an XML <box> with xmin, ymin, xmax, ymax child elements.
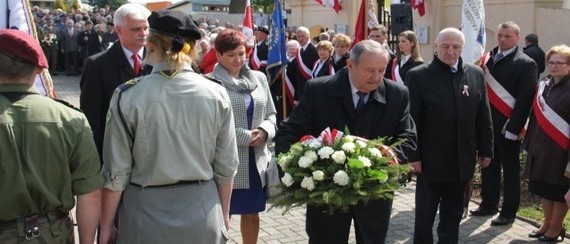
<box><xmin>210</xmin><ymin>29</ymin><xmax>277</xmax><ymax>244</ymax></box>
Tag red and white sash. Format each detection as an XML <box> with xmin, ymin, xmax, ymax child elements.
<box><xmin>391</xmin><ymin>59</ymin><xmax>404</xmax><ymax>85</ymax></box>
<box><xmin>532</xmin><ymin>80</ymin><xmax>570</xmax><ymax>150</ymax></box>
<box><xmin>296</xmin><ymin>48</ymin><xmax>312</xmax><ymax>80</ymax></box>
<box><xmin>311</xmin><ymin>59</ymin><xmax>335</xmax><ymax>78</ymax></box>
<box><xmin>481</xmin><ymin>52</ymin><xmax>527</xmax><ymax>137</ymax></box>
<box><xmin>480</xmin><ymin>53</ymin><xmax>516</xmax><ymax>117</ymax></box>
<box><xmin>250</xmin><ymin>45</ymin><xmax>267</xmax><ymax>70</ymax></box>
<box><xmin>284</xmin><ymin>70</ymin><xmax>295</xmax><ymax>107</ymax></box>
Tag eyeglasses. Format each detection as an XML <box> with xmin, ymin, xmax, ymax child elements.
<box><xmin>547</xmin><ymin>61</ymin><xmax>568</xmax><ymax>67</ymax></box>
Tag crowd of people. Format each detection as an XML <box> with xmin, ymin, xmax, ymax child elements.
<box><xmin>1</xmin><ymin>2</ymin><xmax>569</xmax><ymax>244</ymax></box>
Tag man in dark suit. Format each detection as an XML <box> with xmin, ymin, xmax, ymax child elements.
<box><xmin>407</xmin><ymin>28</ymin><xmax>494</xmax><ymax>244</ymax></box>
<box><xmin>80</xmin><ymin>3</ymin><xmax>152</xmax><ymax>161</ymax></box>
<box><xmin>291</xmin><ymin>26</ymin><xmax>319</xmax><ymax>103</ymax></box>
<box><xmin>60</xmin><ymin>19</ymin><xmax>79</xmax><ymax>76</ymax></box>
<box><xmin>523</xmin><ymin>33</ymin><xmax>545</xmax><ymax>79</ymax></box>
<box><xmin>470</xmin><ymin>21</ymin><xmax>537</xmax><ymax>226</ymax></box>
<box><xmin>249</xmin><ymin>25</ymin><xmax>269</xmax><ymax>74</ymax></box>
<box><xmin>275</xmin><ymin>40</ymin><xmax>417</xmax><ymax>244</ymax></box>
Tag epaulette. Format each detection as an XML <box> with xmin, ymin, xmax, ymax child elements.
<box><xmin>117</xmin><ymin>76</ymin><xmax>143</xmax><ymax>92</ymax></box>
<box><xmin>53</xmin><ymin>98</ymin><xmax>82</xmax><ymax>112</ymax></box>
<box><xmin>201</xmin><ymin>74</ymin><xmax>223</xmax><ymax>86</ymax></box>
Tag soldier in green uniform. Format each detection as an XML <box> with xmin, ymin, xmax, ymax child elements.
<box><xmin>0</xmin><ymin>29</ymin><xmax>103</xmax><ymax>244</ymax></box>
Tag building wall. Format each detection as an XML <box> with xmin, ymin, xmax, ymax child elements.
<box><xmin>288</xmin><ymin>0</ymin><xmax>568</xmax><ymax>64</ymax></box>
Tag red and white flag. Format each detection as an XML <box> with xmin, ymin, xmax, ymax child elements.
<box><xmin>315</xmin><ymin>0</ymin><xmax>342</xmax><ymax>14</ymax></box>
<box><xmin>242</xmin><ymin>0</ymin><xmax>254</xmax><ymax>47</ymax></box>
<box><xmin>411</xmin><ymin>0</ymin><xmax>426</xmax><ymax>17</ymax></box>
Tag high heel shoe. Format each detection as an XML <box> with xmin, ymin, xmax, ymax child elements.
<box><xmin>538</xmin><ymin>229</ymin><xmax>565</xmax><ymax>243</ymax></box>
<box><xmin>529</xmin><ymin>230</ymin><xmax>545</xmax><ymax>238</ymax></box>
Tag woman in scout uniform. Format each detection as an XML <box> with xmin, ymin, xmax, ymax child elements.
<box><xmin>99</xmin><ymin>10</ymin><xmax>239</xmax><ymax>244</ymax></box>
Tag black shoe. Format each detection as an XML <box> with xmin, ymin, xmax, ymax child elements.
<box><xmin>529</xmin><ymin>231</ymin><xmax>545</xmax><ymax>238</ymax></box>
<box><xmin>490</xmin><ymin>216</ymin><xmax>515</xmax><ymax>226</ymax></box>
<box><xmin>538</xmin><ymin>229</ymin><xmax>565</xmax><ymax>243</ymax></box>
<box><xmin>469</xmin><ymin>207</ymin><xmax>498</xmax><ymax>216</ymax></box>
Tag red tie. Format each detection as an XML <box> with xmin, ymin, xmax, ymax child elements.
<box><xmin>132</xmin><ymin>53</ymin><xmax>140</xmax><ymax>75</ymax></box>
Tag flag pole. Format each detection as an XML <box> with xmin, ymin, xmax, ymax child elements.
<box><xmin>281</xmin><ymin>69</ymin><xmax>288</xmax><ymax>119</ymax></box>
<box><xmin>364</xmin><ymin>0</ymin><xmax>369</xmax><ymax>39</ymax></box>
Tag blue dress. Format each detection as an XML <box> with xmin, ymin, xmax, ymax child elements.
<box><xmin>229</xmin><ymin>93</ymin><xmax>266</xmax><ymax>214</ymax></box>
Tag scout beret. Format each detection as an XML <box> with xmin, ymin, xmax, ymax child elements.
<box><xmin>0</xmin><ymin>29</ymin><xmax>48</xmax><ymax>69</ymax></box>
<box><xmin>148</xmin><ymin>9</ymin><xmax>201</xmax><ymax>40</ymax></box>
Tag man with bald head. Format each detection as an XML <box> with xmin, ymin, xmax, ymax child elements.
<box><xmin>276</xmin><ymin>40</ymin><xmax>417</xmax><ymax>243</ymax></box>
<box><xmin>406</xmin><ymin>28</ymin><xmax>493</xmax><ymax>243</ymax></box>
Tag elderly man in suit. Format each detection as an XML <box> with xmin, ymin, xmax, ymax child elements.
<box><xmin>275</xmin><ymin>40</ymin><xmax>417</xmax><ymax>244</ymax></box>
<box><xmin>290</xmin><ymin>26</ymin><xmax>319</xmax><ymax>103</ymax></box>
<box><xmin>80</xmin><ymin>3</ymin><xmax>152</xmax><ymax>161</ymax></box>
<box><xmin>407</xmin><ymin>28</ymin><xmax>494</xmax><ymax>243</ymax></box>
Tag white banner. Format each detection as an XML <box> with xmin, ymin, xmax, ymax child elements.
<box><xmin>461</xmin><ymin>0</ymin><xmax>486</xmax><ymax>64</ymax></box>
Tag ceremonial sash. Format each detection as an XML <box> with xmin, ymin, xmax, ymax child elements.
<box><xmin>311</xmin><ymin>59</ymin><xmax>335</xmax><ymax>78</ymax></box>
<box><xmin>296</xmin><ymin>48</ymin><xmax>312</xmax><ymax>80</ymax></box>
<box><xmin>284</xmin><ymin>69</ymin><xmax>295</xmax><ymax>107</ymax></box>
<box><xmin>532</xmin><ymin>80</ymin><xmax>570</xmax><ymax>151</ymax></box>
<box><xmin>391</xmin><ymin>59</ymin><xmax>404</xmax><ymax>85</ymax></box>
<box><xmin>250</xmin><ymin>45</ymin><xmax>267</xmax><ymax>70</ymax></box>
<box><xmin>481</xmin><ymin>52</ymin><xmax>527</xmax><ymax>137</ymax></box>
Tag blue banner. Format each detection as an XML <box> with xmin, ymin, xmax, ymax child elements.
<box><xmin>266</xmin><ymin>0</ymin><xmax>287</xmax><ymax>83</ymax></box>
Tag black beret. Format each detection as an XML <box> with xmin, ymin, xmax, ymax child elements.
<box><xmin>255</xmin><ymin>26</ymin><xmax>269</xmax><ymax>35</ymax></box>
<box><xmin>148</xmin><ymin>9</ymin><xmax>201</xmax><ymax>40</ymax></box>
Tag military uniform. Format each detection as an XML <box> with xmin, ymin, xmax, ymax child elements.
<box><xmin>102</xmin><ymin>62</ymin><xmax>239</xmax><ymax>243</ymax></box>
<box><xmin>0</xmin><ymin>85</ymin><xmax>103</xmax><ymax>243</ymax></box>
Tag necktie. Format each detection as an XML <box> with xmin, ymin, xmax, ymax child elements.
<box><xmin>493</xmin><ymin>53</ymin><xmax>504</xmax><ymax>63</ymax></box>
<box><xmin>132</xmin><ymin>53</ymin><xmax>140</xmax><ymax>75</ymax></box>
<box><xmin>69</xmin><ymin>28</ymin><xmax>72</xmax><ymax>36</ymax></box>
<box><xmin>451</xmin><ymin>66</ymin><xmax>458</xmax><ymax>73</ymax></box>
<box><xmin>355</xmin><ymin>91</ymin><xmax>367</xmax><ymax>114</ymax></box>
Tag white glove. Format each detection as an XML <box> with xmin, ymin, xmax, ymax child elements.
<box><xmin>505</xmin><ymin>131</ymin><xmax>518</xmax><ymax>141</ymax></box>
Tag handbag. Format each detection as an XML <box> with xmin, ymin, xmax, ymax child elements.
<box><xmin>265</xmin><ymin>157</ymin><xmax>281</xmax><ymax>198</ymax></box>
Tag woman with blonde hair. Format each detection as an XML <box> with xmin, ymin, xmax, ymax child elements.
<box><xmin>311</xmin><ymin>40</ymin><xmax>335</xmax><ymax>78</ymax></box>
<box><xmin>524</xmin><ymin>44</ymin><xmax>570</xmax><ymax>243</ymax></box>
<box><xmin>210</xmin><ymin>28</ymin><xmax>277</xmax><ymax>244</ymax></box>
<box><xmin>100</xmin><ymin>10</ymin><xmax>238</xmax><ymax>244</ymax></box>
<box><xmin>388</xmin><ymin>30</ymin><xmax>424</xmax><ymax>85</ymax></box>
<box><xmin>331</xmin><ymin>33</ymin><xmax>351</xmax><ymax>71</ymax></box>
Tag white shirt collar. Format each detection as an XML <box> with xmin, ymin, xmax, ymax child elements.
<box><xmin>497</xmin><ymin>46</ymin><xmax>517</xmax><ymax>57</ymax></box>
<box><xmin>121</xmin><ymin>45</ymin><xmax>144</xmax><ymax>68</ymax></box>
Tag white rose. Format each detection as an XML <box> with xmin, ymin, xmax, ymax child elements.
<box><xmin>368</xmin><ymin>148</ymin><xmax>382</xmax><ymax>158</ymax></box>
<box><xmin>333</xmin><ymin>170</ymin><xmax>350</xmax><ymax>186</ymax></box>
<box><xmin>308</xmin><ymin>140</ymin><xmax>322</xmax><ymax>148</ymax></box>
<box><xmin>318</xmin><ymin>146</ymin><xmax>334</xmax><ymax>159</ymax></box>
<box><xmin>356</xmin><ymin>140</ymin><xmax>367</xmax><ymax>148</ymax></box>
<box><xmin>278</xmin><ymin>155</ymin><xmax>292</xmax><ymax>169</ymax></box>
<box><xmin>359</xmin><ymin>156</ymin><xmax>372</xmax><ymax>167</ymax></box>
<box><xmin>281</xmin><ymin>173</ymin><xmax>294</xmax><ymax>187</ymax></box>
<box><xmin>341</xmin><ymin>142</ymin><xmax>356</xmax><ymax>153</ymax></box>
<box><xmin>304</xmin><ymin>150</ymin><xmax>318</xmax><ymax>162</ymax></box>
<box><xmin>343</xmin><ymin>135</ymin><xmax>355</xmax><ymax>142</ymax></box>
<box><xmin>300</xmin><ymin>176</ymin><xmax>316</xmax><ymax>191</ymax></box>
<box><xmin>331</xmin><ymin>151</ymin><xmax>347</xmax><ymax>164</ymax></box>
<box><xmin>312</xmin><ymin>170</ymin><xmax>325</xmax><ymax>181</ymax></box>
<box><xmin>298</xmin><ymin>156</ymin><xmax>313</xmax><ymax>168</ymax></box>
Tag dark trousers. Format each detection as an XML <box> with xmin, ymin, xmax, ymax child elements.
<box><xmin>42</xmin><ymin>47</ymin><xmax>58</xmax><ymax>73</ymax></box>
<box><xmin>414</xmin><ymin>176</ymin><xmax>466</xmax><ymax>244</ymax></box>
<box><xmin>64</xmin><ymin>51</ymin><xmax>79</xmax><ymax>75</ymax></box>
<box><xmin>480</xmin><ymin>136</ymin><xmax>521</xmax><ymax>218</ymax></box>
<box><xmin>306</xmin><ymin>198</ymin><xmax>393</xmax><ymax>244</ymax></box>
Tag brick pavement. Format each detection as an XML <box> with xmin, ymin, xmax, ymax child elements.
<box><xmin>53</xmin><ymin>75</ymin><xmax>564</xmax><ymax>243</ymax></box>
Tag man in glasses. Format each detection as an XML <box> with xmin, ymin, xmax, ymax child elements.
<box><xmin>470</xmin><ymin>20</ymin><xmax>537</xmax><ymax>227</ymax></box>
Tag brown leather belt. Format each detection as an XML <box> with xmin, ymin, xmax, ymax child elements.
<box><xmin>0</xmin><ymin>211</ymin><xmax>69</xmax><ymax>230</ymax></box>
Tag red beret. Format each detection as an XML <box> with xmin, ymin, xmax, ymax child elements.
<box><xmin>0</xmin><ymin>29</ymin><xmax>48</xmax><ymax>69</ymax></box>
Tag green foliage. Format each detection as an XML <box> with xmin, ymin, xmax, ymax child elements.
<box><xmin>55</xmin><ymin>0</ymin><xmax>69</xmax><ymax>12</ymax></box>
<box><xmin>93</xmin><ymin>0</ymin><xmax>127</xmax><ymax>9</ymax></box>
<box><xmin>269</xmin><ymin>132</ymin><xmax>411</xmax><ymax>214</ymax></box>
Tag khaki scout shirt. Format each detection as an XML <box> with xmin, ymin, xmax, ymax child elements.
<box><xmin>102</xmin><ymin>63</ymin><xmax>239</xmax><ymax>191</ymax></box>
<box><xmin>0</xmin><ymin>85</ymin><xmax>103</xmax><ymax>222</ymax></box>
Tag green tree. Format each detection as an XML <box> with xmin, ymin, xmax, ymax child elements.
<box><xmin>55</xmin><ymin>0</ymin><xmax>69</xmax><ymax>12</ymax></box>
<box><xmin>93</xmin><ymin>0</ymin><xmax>127</xmax><ymax>9</ymax></box>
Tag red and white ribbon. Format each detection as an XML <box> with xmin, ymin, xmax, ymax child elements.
<box><xmin>532</xmin><ymin>80</ymin><xmax>570</xmax><ymax>150</ymax></box>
